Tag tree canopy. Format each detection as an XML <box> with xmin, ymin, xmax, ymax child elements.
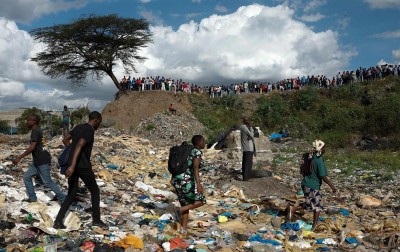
<box><xmin>30</xmin><ymin>14</ymin><xmax>153</xmax><ymax>90</ymax></box>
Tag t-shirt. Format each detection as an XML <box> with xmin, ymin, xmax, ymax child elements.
<box><xmin>31</xmin><ymin>127</ymin><xmax>51</xmax><ymax>165</ymax></box>
<box><xmin>301</xmin><ymin>155</ymin><xmax>328</xmax><ymax>190</ymax></box>
<box><xmin>69</xmin><ymin>123</ymin><xmax>94</xmax><ymax>169</ymax></box>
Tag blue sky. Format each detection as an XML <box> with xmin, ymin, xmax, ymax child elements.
<box><xmin>0</xmin><ymin>0</ymin><xmax>399</xmax><ymax>111</ymax></box>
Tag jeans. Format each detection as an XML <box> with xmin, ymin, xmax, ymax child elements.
<box><xmin>23</xmin><ymin>163</ymin><xmax>65</xmax><ymax>201</ymax></box>
<box><xmin>55</xmin><ymin>168</ymin><xmax>100</xmax><ymax>223</ymax></box>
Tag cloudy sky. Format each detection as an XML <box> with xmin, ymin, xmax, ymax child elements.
<box><xmin>0</xmin><ymin>0</ymin><xmax>399</xmax><ymax>112</ymax></box>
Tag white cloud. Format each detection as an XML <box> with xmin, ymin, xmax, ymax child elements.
<box><xmin>0</xmin><ymin>17</ymin><xmax>116</xmax><ymax>111</ymax></box>
<box><xmin>139</xmin><ymin>0</ymin><xmax>152</xmax><ymax>3</ymax></box>
<box><xmin>363</xmin><ymin>0</ymin><xmax>400</xmax><ymax>9</ymax></box>
<box><xmin>337</xmin><ymin>17</ymin><xmax>350</xmax><ymax>29</ymax></box>
<box><xmin>371</xmin><ymin>30</ymin><xmax>400</xmax><ymax>39</ymax></box>
<box><xmin>0</xmin><ymin>0</ymin><xmax>87</xmax><ymax>24</ymax></box>
<box><xmin>141</xmin><ymin>4</ymin><xmax>356</xmax><ymax>83</ymax></box>
<box><xmin>393</xmin><ymin>49</ymin><xmax>400</xmax><ymax>61</ymax></box>
<box><xmin>140</xmin><ymin>10</ymin><xmax>164</xmax><ymax>26</ymax></box>
<box><xmin>300</xmin><ymin>12</ymin><xmax>326</xmax><ymax>22</ymax></box>
<box><xmin>215</xmin><ymin>5</ymin><xmax>228</xmax><ymax>13</ymax></box>
<box><xmin>303</xmin><ymin>0</ymin><xmax>327</xmax><ymax>12</ymax></box>
<box><xmin>192</xmin><ymin>0</ymin><xmax>201</xmax><ymax>3</ymax></box>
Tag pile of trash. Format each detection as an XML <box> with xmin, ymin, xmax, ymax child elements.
<box><xmin>133</xmin><ymin>112</ymin><xmax>207</xmax><ymax>147</ymax></box>
<box><xmin>0</xmin><ymin>129</ymin><xmax>399</xmax><ymax>251</ymax></box>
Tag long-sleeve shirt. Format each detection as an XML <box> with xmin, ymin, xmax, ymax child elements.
<box><xmin>239</xmin><ymin>124</ymin><xmax>254</xmax><ymax>152</ymax></box>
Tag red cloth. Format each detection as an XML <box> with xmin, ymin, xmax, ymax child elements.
<box><xmin>169</xmin><ymin>237</ymin><xmax>189</xmax><ymax>249</ymax></box>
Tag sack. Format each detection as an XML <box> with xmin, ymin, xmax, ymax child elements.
<box><xmin>58</xmin><ymin>145</ymin><xmax>72</xmax><ymax>175</ymax></box>
<box><xmin>300</xmin><ymin>152</ymin><xmax>313</xmax><ymax>176</ymax></box>
<box><xmin>168</xmin><ymin>143</ymin><xmax>193</xmax><ymax>175</ymax></box>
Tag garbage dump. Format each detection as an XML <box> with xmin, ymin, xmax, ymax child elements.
<box><xmin>0</xmin><ymin>125</ymin><xmax>399</xmax><ymax>252</ymax></box>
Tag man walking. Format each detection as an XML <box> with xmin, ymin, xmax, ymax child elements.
<box><xmin>53</xmin><ymin>111</ymin><xmax>107</xmax><ymax>229</ymax></box>
<box><xmin>239</xmin><ymin>117</ymin><xmax>255</xmax><ymax>181</ymax></box>
<box><xmin>13</xmin><ymin>114</ymin><xmax>65</xmax><ymax>203</ymax></box>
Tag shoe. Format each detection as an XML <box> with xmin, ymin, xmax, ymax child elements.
<box><xmin>53</xmin><ymin>221</ymin><xmax>66</xmax><ymax>229</ymax></box>
<box><xmin>23</xmin><ymin>198</ymin><xmax>37</xmax><ymax>203</ymax></box>
<box><xmin>92</xmin><ymin>220</ymin><xmax>108</xmax><ymax>228</ymax></box>
<box><xmin>173</xmin><ymin>206</ymin><xmax>182</xmax><ymax>223</ymax></box>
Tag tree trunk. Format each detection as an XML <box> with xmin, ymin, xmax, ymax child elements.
<box><xmin>108</xmin><ymin>71</ymin><xmax>122</xmax><ymax>90</ymax></box>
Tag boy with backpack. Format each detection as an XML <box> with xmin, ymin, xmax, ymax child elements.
<box><xmin>287</xmin><ymin>140</ymin><xmax>337</xmax><ymax>230</ymax></box>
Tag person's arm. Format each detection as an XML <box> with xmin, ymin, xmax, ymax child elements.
<box><xmin>241</xmin><ymin>125</ymin><xmax>254</xmax><ymax>140</ymax></box>
<box><xmin>62</xmin><ymin>132</ymin><xmax>72</xmax><ymax>146</ymax></box>
<box><xmin>13</xmin><ymin>141</ymin><xmax>37</xmax><ymax>165</ymax></box>
<box><xmin>64</xmin><ymin>138</ymin><xmax>86</xmax><ymax>178</ymax></box>
<box><xmin>322</xmin><ymin>176</ymin><xmax>337</xmax><ymax>193</ymax></box>
<box><xmin>192</xmin><ymin>157</ymin><xmax>204</xmax><ymax>194</ymax></box>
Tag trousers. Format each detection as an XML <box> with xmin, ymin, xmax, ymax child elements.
<box><xmin>55</xmin><ymin>167</ymin><xmax>100</xmax><ymax>223</ymax></box>
<box><xmin>23</xmin><ymin>163</ymin><xmax>65</xmax><ymax>201</ymax></box>
<box><xmin>242</xmin><ymin>151</ymin><xmax>254</xmax><ymax>181</ymax></box>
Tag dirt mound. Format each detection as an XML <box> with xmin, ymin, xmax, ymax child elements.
<box><xmin>101</xmin><ymin>91</ymin><xmax>194</xmax><ymax>130</ymax></box>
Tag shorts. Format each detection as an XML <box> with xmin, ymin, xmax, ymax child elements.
<box><xmin>304</xmin><ymin>187</ymin><xmax>323</xmax><ymax>213</ymax></box>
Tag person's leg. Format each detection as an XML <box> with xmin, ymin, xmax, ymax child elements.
<box><xmin>310</xmin><ymin>189</ymin><xmax>323</xmax><ymax>229</ymax></box>
<box><xmin>36</xmin><ymin>164</ymin><xmax>65</xmax><ymax>202</ymax></box>
<box><xmin>178</xmin><ymin>200</ymin><xmax>204</xmax><ymax>230</ymax></box>
<box><xmin>242</xmin><ymin>151</ymin><xmax>253</xmax><ymax>181</ymax></box>
<box><xmin>79</xmin><ymin>169</ymin><xmax>101</xmax><ymax>222</ymax></box>
<box><xmin>54</xmin><ymin>173</ymin><xmax>79</xmax><ymax>226</ymax></box>
<box><xmin>23</xmin><ymin>164</ymin><xmax>39</xmax><ymax>201</ymax></box>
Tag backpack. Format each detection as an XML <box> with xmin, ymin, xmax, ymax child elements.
<box><xmin>58</xmin><ymin>145</ymin><xmax>72</xmax><ymax>175</ymax></box>
<box><xmin>168</xmin><ymin>142</ymin><xmax>194</xmax><ymax>175</ymax></box>
<box><xmin>300</xmin><ymin>152</ymin><xmax>313</xmax><ymax>176</ymax></box>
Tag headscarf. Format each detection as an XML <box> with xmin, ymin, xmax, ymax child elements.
<box><xmin>313</xmin><ymin>139</ymin><xmax>325</xmax><ymax>156</ymax></box>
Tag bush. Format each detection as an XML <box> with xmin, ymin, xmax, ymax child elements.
<box><xmin>0</xmin><ymin>120</ymin><xmax>11</xmax><ymax>133</ymax></box>
<box><xmin>190</xmin><ymin>94</ymin><xmax>244</xmax><ymax>142</ymax></box>
<box><xmin>71</xmin><ymin>106</ymin><xmax>90</xmax><ymax>126</ymax></box>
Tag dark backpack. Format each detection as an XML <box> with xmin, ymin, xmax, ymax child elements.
<box><xmin>300</xmin><ymin>152</ymin><xmax>313</xmax><ymax>176</ymax></box>
<box><xmin>58</xmin><ymin>145</ymin><xmax>72</xmax><ymax>175</ymax></box>
<box><xmin>168</xmin><ymin>143</ymin><xmax>194</xmax><ymax>175</ymax></box>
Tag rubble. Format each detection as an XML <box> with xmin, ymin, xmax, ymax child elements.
<box><xmin>0</xmin><ymin>128</ymin><xmax>399</xmax><ymax>252</ymax></box>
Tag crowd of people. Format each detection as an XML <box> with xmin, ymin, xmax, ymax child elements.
<box><xmin>117</xmin><ymin>64</ymin><xmax>399</xmax><ymax>98</ymax></box>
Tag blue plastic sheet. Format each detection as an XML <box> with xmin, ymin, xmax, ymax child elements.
<box><xmin>340</xmin><ymin>208</ymin><xmax>350</xmax><ymax>216</ymax></box>
<box><xmin>345</xmin><ymin>237</ymin><xmax>360</xmax><ymax>244</ymax></box>
<box><xmin>280</xmin><ymin>222</ymin><xmax>300</xmax><ymax>231</ymax></box>
<box><xmin>248</xmin><ymin>234</ymin><xmax>282</xmax><ymax>246</ymax></box>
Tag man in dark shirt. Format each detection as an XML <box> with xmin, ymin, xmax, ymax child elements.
<box><xmin>53</xmin><ymin>111</ymin><xmax>106</xmax><ymax>229</ymax></box>
<box><xmin>13</xmin><ymin>114</ymin><xmax>65</xmax><ymax>203</ymax></box>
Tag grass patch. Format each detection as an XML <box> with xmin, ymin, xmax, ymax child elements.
<box><xmin>324</xmin><ymin>149</ymin><xmax>400</xmax><ymax>173</ymax></box>
<box><xmin>145</xmin><ymin>124</ymin><xmax>155</xmax><ymax>131</ymax></box>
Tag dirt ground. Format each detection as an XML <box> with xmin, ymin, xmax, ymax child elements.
<box><xmin>101</xmin><ymin>91</ymin><xmax>194</xmax><ymax>130</ymax></box>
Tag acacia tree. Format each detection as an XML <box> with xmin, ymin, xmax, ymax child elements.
<box><xmin>30</xmin><ymin>14</ymin><xmax>153</xmax><ymax>90</ymax></box>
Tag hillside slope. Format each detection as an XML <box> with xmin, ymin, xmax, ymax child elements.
<box><xmin>102</xmin><ymin>91</ymin><xmax>193</xmax><ymax>130</ymax></box>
